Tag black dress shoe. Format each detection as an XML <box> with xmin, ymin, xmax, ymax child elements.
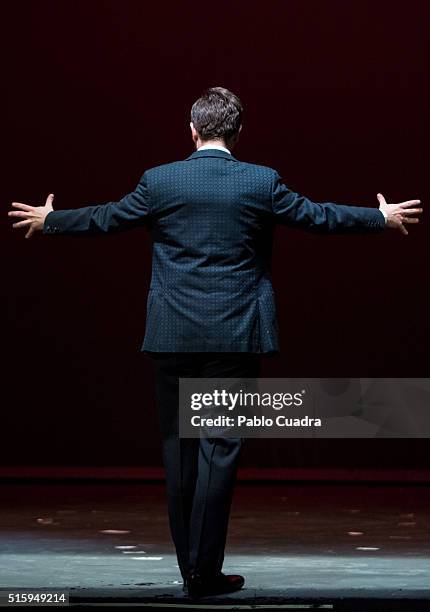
<box><xmin>186</xmin><ymin>571</ymin><xmax>245</xmax><ymax>598</ymax></box>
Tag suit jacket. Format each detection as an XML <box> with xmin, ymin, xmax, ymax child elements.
<box><xmin>43</xmin><ymin>148</ymin><xmax>385</xmax><ymax>353</ymax></box>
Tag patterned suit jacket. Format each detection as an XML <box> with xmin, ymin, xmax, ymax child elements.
<box><xmin>43</xmin><ymin>148</ymin><xmax>385</xmax><ymax>353</ymax></box>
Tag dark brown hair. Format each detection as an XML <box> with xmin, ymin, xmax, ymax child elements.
<box><xmin>190</xmin><ymin>87</ymin><xmax>243</xmax><ymax>144</ymax></box>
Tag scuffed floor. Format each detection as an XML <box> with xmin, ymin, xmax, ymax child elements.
<box><xmin>0</xmin><ymin>483</ymin><xmax>430</xmax><ymax>605</ymax></box>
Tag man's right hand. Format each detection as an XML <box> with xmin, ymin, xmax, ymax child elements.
<box><xmin>377</xmin><ymin>193</ymin><xmax>422</xmax><ymax>235</ymax></box>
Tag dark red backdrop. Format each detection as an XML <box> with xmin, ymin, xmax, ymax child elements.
<box><xmin>2</xmin><ymin>0</ymin><xmax>428</xmax><ymax>471</ymax></box>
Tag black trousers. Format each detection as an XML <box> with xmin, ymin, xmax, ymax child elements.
<box><xmin>150</xmin><ymin>352</ymin><xmax>261</xmax><ymax>580</ymax></box>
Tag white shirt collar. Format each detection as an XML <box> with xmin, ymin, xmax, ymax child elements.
<box><xmin>197</xmin><ymin>143</ymin><xmax>231</xmax><ymax>154</ymax></box>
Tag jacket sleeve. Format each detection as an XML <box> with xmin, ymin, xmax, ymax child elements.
<box><xmin>43</xmin><ymin>172</ymin><xmax>151</xmax><ymax>236</ymax></box>
<box><xmin>271</xmin><ymin>171</ymin><xmax>386</xmax><ymax>234</ymax></box>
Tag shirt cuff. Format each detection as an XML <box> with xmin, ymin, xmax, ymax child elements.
<box><xmin>379</xmin><ymin>208</ymin><xmax>387</xmax><ymax>223</ymax></box>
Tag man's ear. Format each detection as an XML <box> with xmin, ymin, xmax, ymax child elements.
<box><xmin>229</xmin><ymin>125</ymin><xmax>242</xmax><ymax>149</ymax></box>
<box><xmin>190</xmin><ymin>122</ymin><xmax>198</xmax><ymax>143</ymax></box>
<box><xmin>233</xmin><ymin>124</ymin><xmax>242</xmax><ymax>143</ymax></box>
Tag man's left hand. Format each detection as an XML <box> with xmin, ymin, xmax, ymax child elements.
<box><xmin>8</xmin><ymin>194</ymin><xmax>54</xmax><ymax>239</ymax></box>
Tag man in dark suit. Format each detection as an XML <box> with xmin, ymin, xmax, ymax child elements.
<box><xmin>8</xmin><ymin>87</ymin><xmax>422</xmax><ymax>598</ymax></box>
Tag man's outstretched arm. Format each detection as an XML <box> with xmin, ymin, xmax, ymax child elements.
<box><xmin>8</xmin><ymin>172</ymin><xmax>151</xmax><ymax>239</ymax></box>
<box><xmin>271</xmin><ymin>171</ymin><xmax>422</xmax><ymax>235</ymax></box>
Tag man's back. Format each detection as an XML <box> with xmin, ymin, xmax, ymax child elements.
<box><xmin>143</xmin><ymin>148</ymin><xmax>278</xmax><ymax>353</ymax></box>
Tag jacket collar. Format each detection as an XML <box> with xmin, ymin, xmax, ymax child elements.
<box><xmin>185</xmin><ymin>148</ymin><xmax>237</xmax><ymax>161</ymax></box>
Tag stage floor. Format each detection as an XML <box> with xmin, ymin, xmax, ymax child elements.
<box><xmin>0</xmin><ymin>482</ymin><xmax>430</xmax><ymax>608</ymax></box>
